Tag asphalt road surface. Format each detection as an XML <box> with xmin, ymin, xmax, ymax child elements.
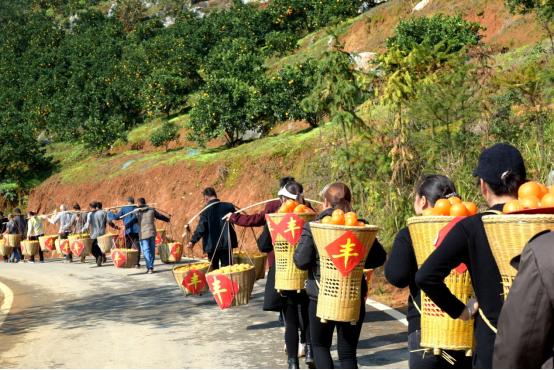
<box><xmin>0</xmin><ymin>256</ymin><xmax>408</xmax><ymax>368</ymax></box>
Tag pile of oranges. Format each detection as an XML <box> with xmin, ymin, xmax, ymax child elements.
<box><xmin>503</xmin><ymin>181</ymin><xmax>554</xmax><ymax>213</ymax></box>
<box><xmin>277</xmin><ymin>199</ymin><xmax>315</xmax><ymax>214</ymax></box>
<box><xmin>321</xmin><ymin>209</ymin><xmax>366</xmax><ymax>227</ymax></box>
<box><xmin>421</xmin><ymin>197</ymin><xmax>478</xmax><ymax>217</ymax></box>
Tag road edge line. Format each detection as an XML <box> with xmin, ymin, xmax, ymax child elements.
<box><xmin>366</xmin><ymin>297</ymin><xmax>408</xmax><ymax>327</ymax></box>
<box><xmin>0</xmin><ymin>281</ymin><xmax>14</xmax><ymax>328</ymax></box>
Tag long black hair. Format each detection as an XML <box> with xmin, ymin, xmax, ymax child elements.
<box><xmin>416</xmin><ymin>175</ymin><xmax>457</xmax><ymax>207</ymax></box>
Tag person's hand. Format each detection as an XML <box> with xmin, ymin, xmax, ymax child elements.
<box><xmin>202</xmin><ymin>253</ymin><xmax>208</xmax><ymax>259</ymax></box>
<box><xmin>459</xmin><ymin>298</ymin><xmax>479</xmax><ymax>321</ymax></box>
<box><xmin>186</xmin><ymin>242</ymin><xmax>193</xmax><ymax>249</ymax></box>
<box><xmin>112</xmin><ymin>225</ymin><xmax>120</xmax><ymax>230</ymax></box>
<box><xmin>223</xmin><ymin>212</ymin><xmax>232</xmax><ymax>221</ymax></box>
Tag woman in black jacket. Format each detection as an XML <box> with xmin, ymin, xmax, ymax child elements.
<box><xmin>385</xmin><ymin>175</ymin><xmax>471</xmax><ymax>368</ymax></box>
<box><xmin>294</xmin><ymin>182</ymin><xmax>386</xmax><ymax>369</ymax></box>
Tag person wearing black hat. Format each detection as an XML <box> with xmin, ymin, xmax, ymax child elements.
<box><xmin>415</xmin><ymin>143</ymin><xmax>527</xmax><ymax>369</ymax></box>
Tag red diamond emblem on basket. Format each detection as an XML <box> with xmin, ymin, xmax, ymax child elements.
<box><xmin>70</xmin><ymin>240</ymin><xmax>85</xmax><ymax>257</ymax></box>
<box><xmin>207</xmin><ymin>274</ymin><xmax>239</xmax><ymax>310</ymax></box>
<box><xmin>111</xmin><ymin>250</ymin><xmax>127</xmax><ymax>268</ymax></box>
<box><xmin>325</xmin><ymin>231</ymin><xmax>366</xmax><ymax>277</ymax></box>
<box><xmin>45</xmin><ymin>237</ymin><xmax>55</xmax><ymax>251</ymax></box>
<box><xmin>265</xmin><ymin>214</ymin><xmax>306</xmax><ymax>246</ymax></box>
<box><xmin>155</xmin><ymin>232</ymin><xmax>163</xmax><ymax>246</ymax></box>
<box><xmin>183</xmin><ymin>269</ymin><xmax>206</xmax><ymax>295</ymax></box>
<box><xmin>59</xmin><ymin>239</ymin><xmax>70</xmax><ymax>255</ymax></box>
<box><xmin>170</xmin><ymin>243</ymin><xmax>182</xmax><ymax>259</ymax></box>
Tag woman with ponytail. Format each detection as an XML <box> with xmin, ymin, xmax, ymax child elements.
<box><xmin>385</xmin><ymin>175</ymin><xmax>471</xmax><ymax>368</ymax></box>
<box><xmin>293</xmin><ymin>182</ymin><xmax>386</xmax><ymax>369</ymax></box>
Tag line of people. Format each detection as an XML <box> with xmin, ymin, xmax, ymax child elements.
<box><xmin>1</xmin><ymin>197</ymin><xmax>170</xmax><ymax>274</ymax></box>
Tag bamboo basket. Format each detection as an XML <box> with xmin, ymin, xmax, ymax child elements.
<box><xmin>483</xmin><ymin>214</ymin><xmax>554</xmax><ymax>299</ymax></box>
<box><xmin>0</xmin><ymin>239</ymin><xmax>13</xmax><ymax>257</ymax></box>
<box><xmin>233</xmin><ymin>252</ymin><xmax>267</xmax><ymax>280</ymax></box>
<box><xmin>97</xmin><ymin>234</ymin><xmax>116</xmax><ymax>254</ymax></box>
<box><xmin>207</xmin><ymin>265</ymin><xmax>256</xmax><ymax>308</ymax></box>
<box><xmin>111</xmin><ymin>248</ymin><xmax>139</xmax><ymax>268</ymax></box>
<box><xmin>159</xmin><ymin>242</ymin><xmax>184</xmax><ymax>263</ymax></box>
<box><xmin>172</xmin><ymin>262</ymin><xmax>211</xmax><ymax>296</ymax></box>
<box><xmin>21</xmin><ymin>240</ymin><xmax>40</xmax><ymax>256</ymax></box>
<box><xmin>55</xmin><ymin>238</ymin><xmax>71</xmax><ymax>256</ymax></box>
<box><xmin>310</xmin><ymin>222</ymin><xmax>379</xmax><ymax>323</ymax></box>
<box><xmin>155</xmin><ymin>229</ymin><xmax>166</xmax><ymax>246</ymax></box>
<box><xmin>4</xmin><ymin>234</ymin><xmax>21</xmax><ymax>248</ymax></box>
<box><xmin>39</xmin><ymin>235</ymin><xmax>58</xmax><ymax>252</ymax></box>
<box><xmin>68</xmin><ymin>236</ymin><xmax>93</xmax><ymax>257</ymax></box>
<box><xmin>407</xmin><ymin>216</ymin><xmax>474</xmax><ymax>354</ymax></box>
<box><xmin>266</xmin><ymin>213</ymin><xmax>315</xmax><ymax>292</ymax></box>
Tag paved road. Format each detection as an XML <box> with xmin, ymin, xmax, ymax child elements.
<box><xmin>0</xmin><ymin>257</ymin><xmax>407</xmax><ymax>368</ymax></box>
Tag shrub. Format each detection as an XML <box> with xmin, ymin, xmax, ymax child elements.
<box><xmin>150</xmin><ymin>122</ymin><xmax>180</xmax><ymax>151</ymax></box>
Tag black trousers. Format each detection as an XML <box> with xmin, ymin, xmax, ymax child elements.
<box><xmin>91</xmin><ymin>239</ymin><xmax>104</xmax><ymax>263</ymax></box>
<box><xmin>408</xmin><ymin>330</ymin><xmax>472</xmax><ymax>369</ymax></box>
<box><xmin>28</xmin><ymin>235</ymin><xmax>44</xmax><ymax>262</ymax></box>
<box><xmin>207</xmin><ymin>248</ymin><xmax>230</xmax><ymax>270</ymax></box>
<box><xmin>309</xmin><ymin>299</ymin><xmax>365</xmax><ymax>369</ymax></box>
<box><xmin>125</xmin><ymin>233</ymin><xmax>140</xmax><ymax>264</ymax></box>
<box><xmin>283</xmin><ymin>291</ymin><xmax>310</xmax><ymax>359</ymax></box>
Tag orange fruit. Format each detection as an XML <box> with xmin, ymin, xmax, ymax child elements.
<box><xmin>519</xmin><ymin>195</ymin><xmax>540</xmax><ymax>209</ymax></box>
<box><xmin>463</xmin><ymin>202</ymin><xmax>478</xmax><ymax>216</ymax></box>
<box><xmin>422</xmin><ymin>207</ymin><xmax>441</xmax><ymax>216</ymax></box>
<box><xmin>321</xmin><ymin>216</ymin><xmax>333</xmax><ymax>224</ymax></box>
<box><xmin>434</xmin><ymin>199</ymin><xmax>451</xmax><ymax>216</ymax></box>
<box><xmin>331</xmin><ymin>209</ymin><xmax>345</xmax><ymax>225</ymax></box>
<box><xmin>344</xmin><ymin>212</ymin><xmax>358</xmax><ymax>226</ymax></box>
<box><xmin>277</xmin><ymin>204</ymin><xmax>288</xmax><ymax>213</ymax></box>
<box><xmin>541</xmin><ymin>193</ymin><xmax>554</xmax><ymax>208</ymax></box>
<box><xmin>285</xmin><ymin>200</ymin><xmax>299</xmax><ymax>213</ymax></box>
<box><xmin>448</xmin><ymin>196</ymin><xmax>462</xmax><ymax>205</ymax></box>
<box><xmin>503</xmin><ymin>200</ymin><xmax>521</xmax><ymax>213</ymax></box>
<box><xmin>538</xmin><ymin>183</ymin><xmax>548</xmax><ymax>198</ymax></box>
<box><xmin>293</xmin><ymin>204</ymin><xmax>307</xmax><ymax>213</ymax></box>
<box><xmin>518</xmin><ymin>181</ymin><xmax>542</xmax><ymax>199</ymax></box>
<box><xmin>450</xmin><ymin>203</ymin><xmax>469</xmax><ymax>217</ymax></box>
<box><xmin>357</xmin><ymin>221</ymin><xmax>365</xmax><ymax>226</ymax></box>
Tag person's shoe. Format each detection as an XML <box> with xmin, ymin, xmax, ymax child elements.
<box><xmin>298</xmin><ymin>342</ymin><xmax>305</xmax><ymax>357</ymax></box>
<box><xmin>305</xmin><ymin>344</ymin><xmax>315</xmax><ymax>368</ymax></box>
<box><xmin>287</xmin><ymin>358</ymin><xmax>300</xmax><ymax>369</ymax></box>
<box><xmin>134</xmin><ymin>264</ymin><xmax>140</xmax><ymax>269</ymax></box>
<box><xmin>96</xmin><ymin>255</ymin><xmax>102</xmax><ymax>267</ymax></box>
<box><xmin>146</xmin><ymin>268</ymin><xmax>153</xmax><ymax>274</ymax></box>
<box><xmin>102</xmin><ymin>255</ymin><xmax>107</xmax><ymax>263</ymax></box>
<box><xmin>28</xmin><ymin>261</ymin><xmax>35</xmax><ymax>264</ymax></box>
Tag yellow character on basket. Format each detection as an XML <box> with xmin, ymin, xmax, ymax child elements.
<box><xmin>211</xmin><ymin>276</ymin><xmax>228</xmax><ymax>305</ymax></box>
<box><xmin>188</xmin><ymin>272</ymin><xmax>201</xmax><ymax>290</ymax></box>
<box><xmin>332</xmin><ymin>238</ymin><xmax>359</xmax><ymax>269</ymax></box>
<box><xmin>284</xmin><ymin>218</ymin><xmax>300</xmax><ymax>239</ymax></box>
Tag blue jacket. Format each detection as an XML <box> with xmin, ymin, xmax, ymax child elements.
<box><xmin>111</xmin><ymin>205</ymin><xmax>139</xmax><ymax>235</ymax></box>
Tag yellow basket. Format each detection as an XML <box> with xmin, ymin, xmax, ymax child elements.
<box><xmin>483</xmin><ymin>214</ymin><xmax>554</xmax><ymax>299</ymax></box>
<box><xmin>207</xmin><ymin>265</ymin><xmax>256</xmax><ymax>308</ymax></box>
<box><xmin>266</xmin><ymin>213</ymin><xmax>315</xmax><ymax>292</ymax></box>
<box><xmin>68</xmin><ymin>233</ymin><xmax>90</xmax><ymax>241</ymax></box>
<box><xmin>159</xmin><ymin>242</ymin><xmax>184</xmax><ymax>263</ymax></box>
<box><xmin>172</xmin><ymin>262</ymin><xmax>211</xmax><ymax>296</ymax></box>
<box><xmin>0</xmin><ymin>239</ymin><xmax>13</xmax><ymax>257</ymax></box>
<box><xmin>4</xmin><ymin>234</ymin><xmax>21</xmax><ymax>248</ymax></box>
<box><xmin>311</xmin><ymin>222</ymin><xmax>378</xmax><ymax>323</ymax></box>
<box><xmin>21</xmin><ymin>240</ymin><xmax>40</xmax><ymax>256</ymax></box>
<box><xmin>97</xmin><ymin>234</ymin><xmax>116</xmax><ymax>254</ymax></box>
<box><xmin>39</xmin><ymin>235</ymin><xmax>58</xmax><ymax>252</ymax></box>
<box><xmin>111</xmin><ymin>248</ymin><xmax>139</xmax><ymax>268</ymax></box>
<box><xmin>55</xmin><ymin>238</ymin><xmax>71</xmax><ymax>256</ymax></box>
<box><xmin>233</xmin><ymin>252</ymin><xmax>267</xmax><ymax>280</ymax></box>
<box><xmin>68</xmin><ymin>236</ymin><xmax>93</xmax><ymax>257</ymax></box>
<box><xmin>407</xmin><ymin>216</ymin><xmax>474</xmax><ymax>353</ymax></box>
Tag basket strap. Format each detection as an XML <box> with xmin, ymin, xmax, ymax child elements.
<box><xmin>478</xmin><ymin>308</ymin><xmax>497</xmax><ymax>334</ymax></box>
<box><xmin>409</xmin><ymin>293</ymin><xmax>422</xmax><ymax>315</ymax></box>
<box><xmin>483</xmin><ymin>210</ymin><xmax>502</xmax><ymax>215</ymax></box>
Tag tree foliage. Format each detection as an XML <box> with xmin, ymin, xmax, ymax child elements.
<box><xmin>151</xmin><ymin>121</ymin><xmax>180</xmax><ymax>151</ymax></box>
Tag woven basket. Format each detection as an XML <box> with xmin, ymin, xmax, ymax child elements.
<box><xmin>39</xmin><ymin>235</ymin><xmax>58</xmax><ymax>252</ymax></box>
<box><xmin>111</xmin><ymin>248</ymin><xmax>139</xmax><ymax>268</ymax></box>
<box><xmin>68</xmin><ymin>233</ymin><xmax>90</xmax><ymax>241</ymax></box>
<box><xmin>310</xmin><ymin>222</ymin><xmax>378</xmax><ymax>323</ymax></box>
<box><xmin>68</xmin><ymin>236</ymin><xmax>93</xmax><ymax>257</ymax></box>
<box><xmin>155</xmin><ymin>229</ymin><xmax>166</xmax><ymax>246</ymax></box>
<box><xmin>207</xmin><ymin>265</ymin><xmax>256</xmax><ymax>308</ymax></box>
<box><xmin>483</xmin><ymin>214</ymin><xmax>554</xmax><ymax>299</ymax></box>
<box><xmin>4</xmin><ymin>234</ymin><xmax>21</xmax><ymax>248</ymax></box>
<box><xmin>266</xmin><ymin>213</ymin><xmax>315</xmax><ymax>292</ymax></box>
<box><xmin>234</xmin><ymin>252</ymin><xmax>267</xmax><ymax>280</ymax></box>
<box><xmin>159</xmin><ymin>242</ymin><xmax>184</xmax><ymax>263</ymax></box>
<box><xmin>0</xmin><ymin>240</ymin><xmax>13</xmax><ymax>257</ymax></box>
<box><xmin>172</xmin><ymin>262</ymin><xmax>211</xmax><ymax>296</ymax></box>
<box><xmin>55</xmin><ymin>238</ymin><xmax>71</xmax><ymax>256</ymax></box>
<box><xmin>21</xmin><ymin>240</ymin><xmax>40</xmax><ymax>256</ymax></box>
<box><xmin>407</xmin><ymin>216</ymin><xmax>474</xmax><ymax>353</ymax></box>
<box><xmin>97</xmin><ymin>234</ymin><xmax>116</xmax><ymax>254</ymax></box>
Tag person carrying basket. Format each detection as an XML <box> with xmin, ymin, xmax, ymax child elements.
<box><xmin>385</xmin><ymin>175</ymin><xmax>472</xmax><ymax>368</ymax></box>
<box><xmin>135</xmin><ymin>197</ymin><xmax>170</xmax><ymax>274</ymax></box>
<box><xmin>294</xmin><ymin>182</ymin><xmax>386</xmax><ymax>369</ymax></box>
<box><xmin>416</xmin><ymin>143</ymin><xmax>527</xmax><ymax>368</ymax></box>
